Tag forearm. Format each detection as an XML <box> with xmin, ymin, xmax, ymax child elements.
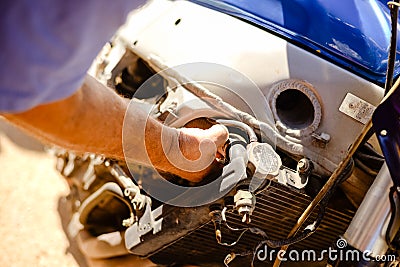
<box><xmin>2</xmin><ymin>74</ymin><xmax>227</xmax><ymax>182</ymax></box>
<box><xmin>2</xmin><ymin>75</ymin><xmax>176</xmax><ymax>165</ymax></box>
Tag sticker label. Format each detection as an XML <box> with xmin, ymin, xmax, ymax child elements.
<box><xmin>339</xmin><ymin>93</ymin><xmax>376</xmax><ymax>124</ymax></box>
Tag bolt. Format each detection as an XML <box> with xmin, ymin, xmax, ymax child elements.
<box><xmin>234</xmin><ymin>190</ymin><xmax>255</xmax><ymax>224</ymax></box>
<box><xmin>298</xmin><ymin>160</ymin><xmax>306</xmax><ymax>170</ymax></box>
<box><xmin>298</xmin><ymin>159</ymin><xmax>308</xmax><ymax>170</ymax></box>
<box><xmin>297</xmin><ymin>158</ymin><xmax>311</xmax><ymax>174</ymax></box>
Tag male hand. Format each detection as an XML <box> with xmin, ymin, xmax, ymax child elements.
<box><xmin>175</xmin><ymin>124</ymin><xmax>229</xmax><ymax>182</ymax></box>
<box><xmin>145</xmin><ymin>123</ymin><xmax>229</xmax><ymax>183</ymax></box>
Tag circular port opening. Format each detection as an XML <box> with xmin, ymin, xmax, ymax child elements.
<box><xmin>275</xmin><ymin>89</ymin><xmax>315</xmax><ymax>130</ymax></box>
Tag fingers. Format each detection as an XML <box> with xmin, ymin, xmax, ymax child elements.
<box><xmin>161</xmin><ymin>124</ymin><xmax>229</xmax><ymax>182</ymax></box>
<box><xmin>206</xmin><ymin>124</ymin><xmax>229</xmax><ymax>158</ymax></box>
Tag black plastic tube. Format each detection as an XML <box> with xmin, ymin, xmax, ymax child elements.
<box><xmin>385</xmin><ymin>0</ymin><xmax>400</xmax><ymax>94</ymax></box>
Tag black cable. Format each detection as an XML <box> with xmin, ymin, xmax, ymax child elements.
<box><xmin>360</xmin><ymin>142</ymin><xmax>385</xmax><ymax>159</ymax></box>
<box><xmin>256</xmin><ymin>202</ymin><xmax>327</xmax><ymax>248</ymax></box>
<box><xmin>383</xmin><ymin>0</ymin><xmax>400</xmax><ymax>251</ymax></box>
<box><xmin>220</xmin><ymin>199</ymin><xmax>325</xmax><ymax>249</ymax></box>
<box><xmin>217</xmin><ymin>228</ymin><xmax>249</xmax><ymax>247</ymax></box>
<box><xmin>359</xmin><ymin>128</ymin><xmax>376</xmax><ymax>149</ymax></box>
<box><xmin>386</xmin><ymin>186</ymin><xmax>398</xmax><ymax>251</ymax></box>
<box><xmin>354</xmin><ymin>158</ymin><xmax>379</xmax><ymax>176</ymax></box>
<box><xmin>353</xmin><ymin>142</ymin><xmax>384</xmax><ymax>176</ymax></box>
<box><xmin>355</xmin><ymin>152</ymin><xmax>385</xmax><ymax>165</ymax></box>
<box><xmin>385</xmin><ymin>0</ymin><xmax>400</xmax><ymax>94</ymax></box>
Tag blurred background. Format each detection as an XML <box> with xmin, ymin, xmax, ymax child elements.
<box><xmin>0</xmin><ymin>118</ymin><xmax>82</xmax><ymax>267</ymax></box>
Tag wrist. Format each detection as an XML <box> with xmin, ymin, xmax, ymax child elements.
<box><xmin>145</xmin><ymin>121</ymin><xmax>180</xmax><ymax>173</ymax></box>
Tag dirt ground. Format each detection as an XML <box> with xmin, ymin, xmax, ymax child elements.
<box><xmin>0</xmin><ymin>119</ymin><xmax>82</xmax><ymax>267</ymax></box>
<box><xmin>0</xmin><ymin>120</ymin><xmax>158</xmax><ymax>267</ymax></box>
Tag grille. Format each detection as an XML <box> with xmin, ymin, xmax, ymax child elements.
<box><xmin>150</xmin><ymin>182</ymin><xmax>355</xmax><ymax>267</ymax></box>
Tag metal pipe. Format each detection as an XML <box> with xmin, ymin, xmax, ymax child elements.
<box><xmin>385</xmin><ymin>0</ymin><xmax>400</xmax><ymax>94</ymax></box>
<box><xmin>343</xmin><ymin>163</ymin><xmax>399</xmax><ymax>257</ymax></box>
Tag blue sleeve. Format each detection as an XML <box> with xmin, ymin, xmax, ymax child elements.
<box><xmin>0</xmin><ymin>0</ymin><xmax>145</xmax><ymax>112</ymax></box>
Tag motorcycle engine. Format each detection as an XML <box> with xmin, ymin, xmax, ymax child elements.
<box><xmin>56</xmin><ymin>1</ymin><xmax>387</xmax><ymax>266</ymax></box>
<box><xmin>55</xmin><ymin>47</ymin><xmax>374</xmax><ymax>267</ymax></box>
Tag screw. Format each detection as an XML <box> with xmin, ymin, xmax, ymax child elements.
<box><xmin>297</xmin><ymin>158</ymin><xmax>310</xmax><ymax>173</ymax></box>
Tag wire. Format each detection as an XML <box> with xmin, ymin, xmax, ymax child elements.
<box><xmin>217</xmin><ymin>228</ymin><xmax>249</xmax><ymax>247</ymax></box>
<box><xmin>354</xmin><ymin>158</ymin><xmax>379</xmax><ymax>176</ymax></box>
<box><xmin>386</xmin><ymin>186</ymin><xmax>398</xmax><ymax>251</ymax></box>
<box><xmin>221</xmin><ymin>207</ymin><xmax>250</xmax><ymax>232</ymax></box>
<box><xmin>255</xmin><ymin>203</ymin><xmax>325</xmax><ymax>247</ymax></box>
<box><xmin>356</xmin><ymin>151</ymin><xmax>385</xmax><ymax>164</ymax></box>
<box><xmin>219</xmin><ymin>169</ymin><xmax>338</xmax><ymax>266</ymax></box>
<box><xmin>217</xmin><ymin>119</ymin><xmax>258</xmax><ymax>142</ymax></box>
<box><xmin>362</xmin><ymin>142</ymin><xmax>385</xmax><ymax>159</ymax></box>
<box><xmin>224</xmin><ymin>251</ymin><xmax>253</xmax><ymax>267</ymax></box>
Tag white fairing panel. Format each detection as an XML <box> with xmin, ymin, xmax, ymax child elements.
<box><xmin>117</xmin><ymin>0</ymin><xmax>384</xmax><ymax>172</ymax></box>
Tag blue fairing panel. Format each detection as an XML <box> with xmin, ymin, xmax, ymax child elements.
<box><xmin>188</xmin><ymin>0</ymin><xmax>400</xmax><ymax>85</ymax></box>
